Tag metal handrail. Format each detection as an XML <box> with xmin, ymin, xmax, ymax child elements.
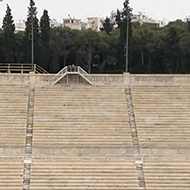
<box><xmin>36</xmin><ymin>64</ymin><xmax>49</xmax><ymax>74</ymax></box>
<box><xmin>52</xmin><ymin>66</ymin><xmax>68</xmax><ymax>80</ymax></box>
<box><xmin>52</xmin><ymin>66</ymin><xmax>94</xmax><ymax>85</ymax></box>
<box><xmin>0</xmin><ymin>63</ymin><xmax>48</xmax><ymax>74</ymax></box>
<box><xmin>78</xmin><ymin>66</ymin><xmax>94</xmax><ymax>82</ymax></box>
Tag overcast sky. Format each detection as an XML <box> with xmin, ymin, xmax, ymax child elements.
<box><xmin>0</xmin><ymin>0</ymin><xmax>190</xmax><ymax>25</ymax></box>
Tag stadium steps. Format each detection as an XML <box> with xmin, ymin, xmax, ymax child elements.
<box><xmin>131</xmin><ymin>86</ymin><xmax>190</xmax><ymax>153</ymax></box>
<box><xmin>143</xmin><ymin>161</ymin><xmax>190</xmax><ymax>190</ymax></box>
<box><xmin>30</xmin><ymin>84</ymin><xmax>136</xmax><ymax>189</ymax></box>
<box><xmin>30</xmin><ymin>160</ymin><xmax>138</xmax><ymax>190</ymax></box>
<box><xmin>0</xmin><ymin>159</ymin><xmax>23</xmax><ymax>189</ymax></box>
<box><xmin>0</xmin><ymin>84</ymin><xmax>28</xmax><ymax>158</ymax></box>
<box><xmin>32</xmin><ymin>85</ymin><xmax>132</xmax><ymax>151</ymax></box>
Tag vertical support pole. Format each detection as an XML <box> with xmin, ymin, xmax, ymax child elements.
<box><xmin>67</xmin><ymin>74</ymin><xmax>68</xmax><ymax>85</ymax></box>
<box><xmin>77</xmin><ymin>75</ymin><xmax>79</xmax><ymax>84</ymax></box>
<box><xmin>31</xmin><ymin>7</ymin><xmax>34</xmax><ymax>72</ymax></box>
<box><xmin>8</xmin><ymin>64</ymin><xmax>10</xmax><ymax>73</ymax></box>
<box><xmin>34</xmin><ymin>64</ymin><xmax>36</xmax><ymax>73</ymax></box>
<box><xmin>21</xmin><ymin>64</ymin><xmax>23</xmax><ymax>74</ymax></box>
<box><xmin>125</xmin><ymin>10</ymin><xmax>129</xmax><ymax>73</ymax></box>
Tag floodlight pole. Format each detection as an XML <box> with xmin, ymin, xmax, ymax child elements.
<box><xmin>125</xmin><ymin>10</ymin><xmax>129</xmax><ymax>73</ymax></box>
<box><xmin>31</xmin><ymin>7</ymin><xmax>34</xmax><ymax>71</ymax></box>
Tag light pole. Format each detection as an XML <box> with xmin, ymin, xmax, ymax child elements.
<box><xmin>31</xmin><ymin>6</ymin><xmax>36</xmax><ymax>72</ymax></box>
<box><xmin>31</xmin><ymin>7</ymin><xmax>34</xmax><ymax>71</ymax></box>
<box><xmin>125</xmin><ymin>10</ymin><xmax>129</xmax><ymax>73</ymax></box>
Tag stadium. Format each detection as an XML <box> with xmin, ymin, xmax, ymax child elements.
<box><xmin>0</xmin><ymin>63</ymin><xmax>190</xmax><ymax>190</ymax></box>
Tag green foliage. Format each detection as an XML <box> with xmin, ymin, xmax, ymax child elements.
<box><xmin>2</xmin><ymin>4</ymin><xmax>15</xmax><ymax>62</ymax></box>
<box><xmin>100</xmin><ymin>17</ymin><xmax>115</xmax><ymax>35</ymax></box>
<box><xmin>163</xmin><ymin>26</ymin><xmax>181</xmax><ymax>73</ymax></box>
<box><xmin>75</xmin><ymin>29</ymin><xmax>99</xmax><ymax>73</ymax></box>
<box><xmin>48</xmin><ymin>27</ymin><xmax>78</xmax><ymax>73</ymax></box>
<box><xmin>188</xmin><ymin>20</ymin><xmax>190</xmax><ymax>32</ymax></box>
<box><xmin>14</xmin><ymin>31</ymin><xmax>25</xmax><ymax>63</ymax></box>
<box><xmin>94</xmin><ymin>32</ymin><xmax>117</xmax><ymax>73</ymax></box>
<box><xmin>116</xmin><ymin>0</ymin><xmax>133</xmax><ymax>72</ymax></box>
<box><xmin>2</xmin><ymin>1</ymin><xmax>190</xmax><ymax>74</ymax></box>
<box><xmin>0</xmin><ymin>29</ymin><xmax>4</xmax><ymax>62</ymax></box>
<box><xmin>23</xmin><ymin>0</ymin><xmax>40</xmax><ymax>63</ymax></box>
<box><xmin>40</xmin><ymin>9</ymin><xmax>50</xmax><ymax>70</ymax></box>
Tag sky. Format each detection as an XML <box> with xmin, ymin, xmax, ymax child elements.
<box><xmin>0</xmin><ymin>0</ymin><xmax>190</xmax><ymax>25</ymax></box>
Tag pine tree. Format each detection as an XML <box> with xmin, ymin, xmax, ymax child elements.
<box><xmin>100</xmin><ymin>17</ymin><xmax>115</xmax><ymax>35</ymax></box>
<box><xmin>40</xmin><ymin>9</ymin><xmax>50</xmax><ymax>70</ymax></box>
<box><xmin>163</xmin><ymin>26</ymin><xmax>181</xmax><ymax>74</ymax></box>
<box><xmin>23</xmin><ymin>0</ymin><xmax>40</xmax><ymax>64</ymax></box>
<box><xmin>2</xmin><ymin>4</ymin><xmax>15</xmax><ymax>62</ymax></box>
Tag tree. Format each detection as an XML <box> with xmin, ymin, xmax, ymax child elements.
<box><xmin>23</xmin><ymin>0</ymin><xmax>40</xmax><ymax>64</ymax></box>
<box><xmin>40</xmin><ymin>9</ymin><xmax>50</xmax><ymax>70</ymax></box>
<box><xmin>132</xmin><ymin>23</ymin><xmax>157</xmax><ymax>73</ymax></box>
<box><xmin>76</xmin><ymin>29</ymin><xmax>99</xmax><ymax>73</ymax></box>
<box><xmin>115</xmin><ymin>0</ymin><xmax>133</xmax><ymax>72</ymax></box>
<box><xmin>14</xmin><ymin>31</ymin><xmax>25</xmax><ymax>63</ymax></box>
<box><xmin>48</xmin><ymin>28</ymin><xmax>60</xmax><ymax>72</ymax></box>
<box><xmin>94</xmin><ymin>32</ymin><xmax>117</xmax><ymax>73</ymax></box>
<box><xmin>2</xmin><ymin>4</ymin><xmax>15</xmax><ymax>62</ymax></box>
<box><xmin>163</xmin><ymin>26</ymin><xmax>181</xmax><ymax>73</ymax></box>
<box><xmin>100</xmin><ymin>17</ymin><xmax>115</xmax><ymax>35</ymax></box>
<box><xmin>48</xmin><ymin>27</ymin><xmax>76</xmax><ymax>73</ymax></box>
<box><xmin>0</xmin><ymin>29</ymin><xmax>4</xmax><ymax>62</ymax></box>
<box><xmin>115</xmin><ymin>9</ymin><xmax>121</xmax><ymax>29</ymax></box>
<box><xmin>187</xmin><ymin>19</ymin><xmax>190</xmax><ymax>32</ymax></box>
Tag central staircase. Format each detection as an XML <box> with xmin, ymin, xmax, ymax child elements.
<box><xmin>30</xmin><ymin>84</ymin><xmax>137</xmax><ymax>189</ymax></box>
<box><xmin>51</xmin><ymin>66</ymin><xmax>94</xmax><ymax>85</ymax></box>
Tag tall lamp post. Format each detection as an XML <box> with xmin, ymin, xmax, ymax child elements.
<box><xmin>125</xmin><ymin>10</ymin><xmax>129</xmax><ymax>73</ymax></box>
<box><xmin>31</xmin><ymin>6</ymin><xmax>36</xmax><ymax>72</ymax></box>
<box><xmin>31</xmin><ymin>7</ymin><xmax>34</xmax><ymax>71</ymax></box>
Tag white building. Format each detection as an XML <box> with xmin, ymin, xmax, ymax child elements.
<box><xmin>62</xmin><ymin>16</ymin><xmax>103</xmax><ymax>31</ymax></box>
<box><xmin>63</xmin><ymin>18</ymin><xmax>82</xmax><ymax>30</ymax></box>
<box><xmin>86</xmin><ymin>17</ymin><xmax>102</xmax><ymax>32</ymax></box>
<box><xmin>110</xmin><ymin>10</ymin><xmax>117</xmax><ymax>21</ymax></box>
<box><xmin>15</xmin><ymin>20</ymin><xmax>26</xmax><ymax>33</ymax></box>
<box><xmin>132</xmin><ymin>13</ymin><xmax>165</xmax><ymax>27</ymax></box>
<box><xmin>50</xmin><ymin>19</ymin><xmax>62</xmax><ymax>28</ymax></box>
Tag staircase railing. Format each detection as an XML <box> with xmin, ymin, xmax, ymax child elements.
<box><xmin>0</xmin><ymin>63</ymin><xmax>48</xmax><ymax>74</ymax></box>
<box><xmin>78</xmin><ymin>66</ymin><xmax>94</xmax><ymax>85</ymax></box>
<box><xmin>52</xmin><ymin>66</ymin><xmax>94</xmax><ymax>85</ymax></box>
<box><xmin>35</xmin><ymin>64</ymin><xmax>49</xmax><ymax>74</ymax></box>
<box><xmin>51</xmin><ymin>67</ymin><xmax>68</xmax><ymax>85</ymax></box>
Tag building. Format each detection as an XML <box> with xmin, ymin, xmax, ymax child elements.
<box><xmin>50</xmin><ymin>19</ymin><xmax>62</xmax><ymax>28</ymax></box>
<box><xmin>63</xmin><ymin>18</ymin><xmax>82</xmax><ymax>30</ymax></box>
<box><xmin>87</xmin><ymin>17</ymin><xmax>101</xmax><ymax>32</ymax></box>
<box><xmin>62</xmin><ymin>16</ymin><xmax>103</xmax><ymax>31</ymax></box>
<box><xmin>110</xmin><ymin>10</ymin><xmax>117</xmax><ymax>21</ymax></box>
<box><xmin>132</xmin><ymin>13</ymin><xmax>165</xmax><ymax>27</ymax></box>
<box><xmin>14</xmin><ymin>18</ymin><xmax>62</xmax><ymax>33</ymax></box>
<box><xmin>15</xmin><ymin>20</ymin><xmax>26</xmax><ymax>33</ymax></box>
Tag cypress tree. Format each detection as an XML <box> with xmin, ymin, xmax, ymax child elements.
<box><xmin>40</xmin><ymin>9</ymin><xmax>50</xmax><ymax>70</ymax></box>
<box><xmin>100</xmin><ymin>17</ymin><xmax>115</xmax><ymax>35</ymax></box>
<box><xmin>116</xmin><ymin>0</ymin><xmax>133</xmax><ymax>72</ymax></box>
<box><xmin>23</xmin><ymin>0</ymin><xmax>40</xmax><ymax>64</ymax></box>
<box><xmin>2</xmin><ymin>4</ymin><xmax>15</xmax><ymax>62</ymax></box>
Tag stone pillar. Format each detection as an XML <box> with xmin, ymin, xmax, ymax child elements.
<box><xmin>123</xmin><ymin>72</ymin><xmax>130</xmax><ymax>86</ymax></box>
<box><xmin>29</xmin><ymin>72</ymin><xmax>36</xmax><ymax>87</ymax></box>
